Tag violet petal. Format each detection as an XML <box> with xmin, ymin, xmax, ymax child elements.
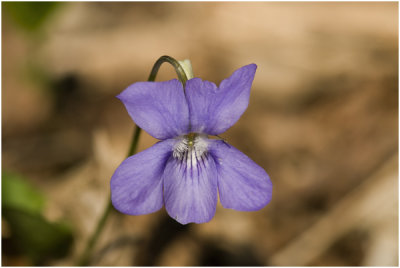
<box><xmin>117</xmin><ymin>79</ymin><xmax>190</xmax><ymax>140</ymax></box>
<box><xmin>110</xmin><ymin>139</ymin><xmax>175</xmax><ymax>215</ymax></box>
<box><xmin>163</xmin><ymin>152</ymin><xmax>218</xmax><ymax>224</ymax></box>
<box><xmin>209</xmin><ymin>140</ymin><xmax>272</xmax><ymax>211</ymax></box>
<box><xmin>185</xmin><ymin>64</ymin><xmax>257</xmax><ymax>135</ymax></box>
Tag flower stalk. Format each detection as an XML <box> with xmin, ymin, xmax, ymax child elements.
<box><xmin>77</xmin><ymin>55</ymin><xmax>189</xmax><ymax>266</ymax></box>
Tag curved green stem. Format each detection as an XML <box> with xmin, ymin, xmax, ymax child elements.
<box><xmin>148</xmin><ymin>55</ymin><xmax>189</xmax><ymax>86</ymax></box>
<box><xmin>77</xmin><ymin>55</ymin><xmax>187</xmax><ymax>266</ymax></box>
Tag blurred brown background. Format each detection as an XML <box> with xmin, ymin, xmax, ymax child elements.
<box><xmin>2</xmin><ymin>2</ymin><xmax>398</xmax><ymax>266</ymax></box>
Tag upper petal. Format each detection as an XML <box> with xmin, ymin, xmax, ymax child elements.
<box><xmin>110</xmin><ymin>139</ymin><xmax>175</xmax><ymax>215</ymax></box>
<box><xmin>186</xmin><ymin>64</ymin><xmax>257</xmax><ymax>135</ymax></box>
<box><xmin>163</xmin><ymin>147</ymin><xmax>218</xmax><ymax>224</ymax></box>
<box><xmin>117</xmin><ymin>79</ymin><xmax>190</xmax><ymax>140</ymax></box>
<box><xmin>209</xmin><ymin>140</ymin><xmax>272</xmax><ymax>211</ymax></box>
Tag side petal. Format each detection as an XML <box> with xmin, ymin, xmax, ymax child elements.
<box><xmin>209</xmin><ymin>140</ymin><xmax>272</xmax><ymax>211</ymax></box>
<box><xmin>117</xmin><ymin>79</ymin><xmax>189</xmax><ymax>140</ymax></box>
<box><xmin>186</xmin><ymin>64</ymin><xmax>257</xmax><ymax>135</ymax></box>
<box><xmin>163</xmin><ymin>152</ymin><xmax>218</xmax><ymax>224</ymax></box>
<box><xmin>110</xmin><ymin>139</ymin><xmax>175</xmax><ymax>215</ymax></box>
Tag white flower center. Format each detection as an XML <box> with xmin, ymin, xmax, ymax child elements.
<box><xmin>173</xmin><ymin>133</ymin><xmax>209</xmax><ymax>166</ymax></box>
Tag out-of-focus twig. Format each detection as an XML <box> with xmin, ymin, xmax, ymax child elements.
<box><xmin>270</xmin><ymin>154</ymin><xmax>398</xmax><ymax>266</ymax></box>
<box><xmin>77</xmin><ymin>125</ymin><xmax>142</xmax><ymax>266</ymax></box>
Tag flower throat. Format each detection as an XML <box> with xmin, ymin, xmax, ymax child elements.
<box><xmin>172</xmin><ymin>133</ymin><xmax>208</xmax><ymax>163</ymax></box>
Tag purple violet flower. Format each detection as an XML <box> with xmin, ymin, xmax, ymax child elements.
<box><xmin>111</xmin><ymin>64</ymin><xmax>272</xmax><ymax>224</ymax></box>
